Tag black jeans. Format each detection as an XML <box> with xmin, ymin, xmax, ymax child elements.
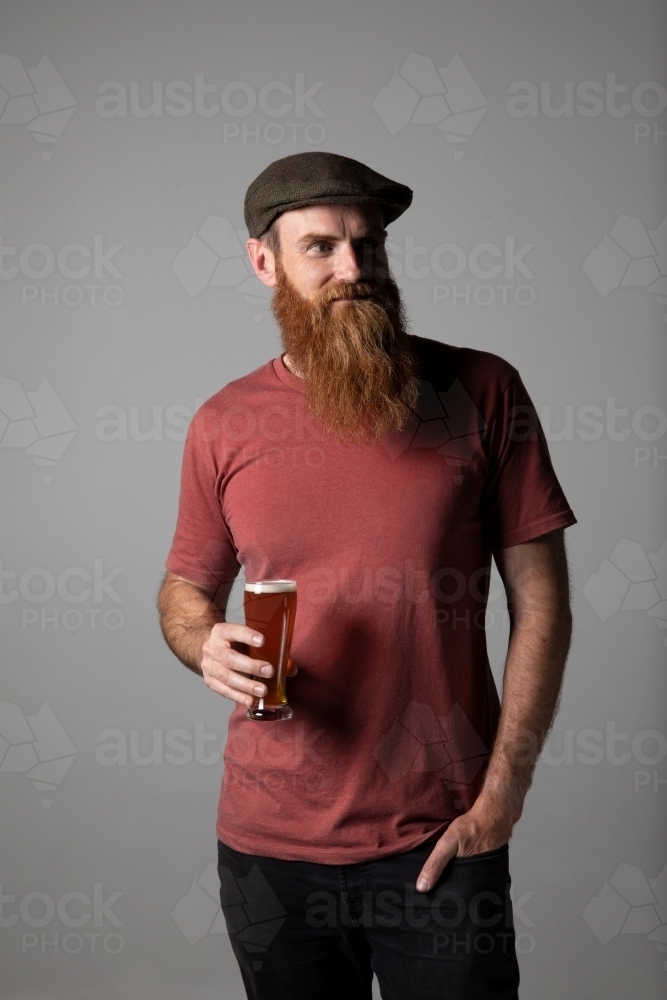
<box><xmin>217</xmin><ymin>839</ymin><xmax>520</xmax><ymax>999</ymax></box>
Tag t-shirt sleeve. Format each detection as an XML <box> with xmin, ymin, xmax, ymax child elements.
<box><xmin>165</xmin><ymin>412</ymin><xmax>241</xmax><ymax>588</ymax></box>
<box><xmin>482</xmin><ymin>370</ymin><xmax>577</xmax><ymax>549</ymax></box>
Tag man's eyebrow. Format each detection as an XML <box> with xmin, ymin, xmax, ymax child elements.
<box><xmin>295</xmin><ymin>228</ymin><xmax>388</xmax><ymax>247</ymax></box>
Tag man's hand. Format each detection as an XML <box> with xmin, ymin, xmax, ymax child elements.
<box><xmin>157</xmin><ymin>571</ymin><xmax>297</xmax><ymax>704</ymax></box>
<box><xmin>415</xmin><ymin>788</ymin><xmax>521</xmax><ymax>892</ymax></box>
<box><xmin>202</xmin><ymin>623</ymin><xmax>298</xmax><ymax>709</ymax></box>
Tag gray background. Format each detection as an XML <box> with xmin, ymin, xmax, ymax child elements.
<box><xmin>1</xmin><ymin>0</ymin><xmax>665</xmax><ymax>996</ymax></box>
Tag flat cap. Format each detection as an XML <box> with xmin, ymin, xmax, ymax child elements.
<box><xmin>244</xmin><ymin>151</ymin><xmax>413</xmax><ymax>238</ymax></box>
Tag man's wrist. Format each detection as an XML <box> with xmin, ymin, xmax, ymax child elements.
<box><xmin>473</xmin><ymin>773</ymin><xmax>527</xmax><ymax>827</ymax></box>
<box><xmin>169</xmin><ymin>620</ymin><xmax>218</xmax><ymax>676</ymax></box>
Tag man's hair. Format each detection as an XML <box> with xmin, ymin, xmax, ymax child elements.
<box><xmin>260</xmin><ymin>218</ymin><xmax>281</xmax><ymax>256</ymax></box>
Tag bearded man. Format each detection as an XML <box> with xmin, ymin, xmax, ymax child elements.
<box><xmin>158</xmin><ymin>152</ymin><xmax>576</xmax><ymax>1000</ymax></box>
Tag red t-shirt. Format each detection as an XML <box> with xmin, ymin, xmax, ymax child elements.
<box><xmin>166</xmin><ymin>335</ymin><xmax>576</xmax><ymax>863</ymax></box>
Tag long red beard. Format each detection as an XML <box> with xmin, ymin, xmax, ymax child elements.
<box><xmin>271</xmin><ymin>262</ymin><xmax>420</xmax><ymax>444</ymax></box>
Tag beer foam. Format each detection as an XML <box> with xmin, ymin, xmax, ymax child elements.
<box><xmin>244</xmin><ymin>579</ymin><xmax>297</xmax><ymax>594</ymax></box>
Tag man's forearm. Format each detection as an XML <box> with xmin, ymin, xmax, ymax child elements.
<box><xmin>477</xmin><ymin>531</ymin><xmax>573</xmax><ymax>822</ymax></box>
<box><xmin>479</xmin><ymin>604</ymin><xmax>572</xmax><ymax>821</ymax></box>
<box><xmin>157</xmin><ymin>575</ymin><xmax>223</xmax><ymax>675</ymax></box>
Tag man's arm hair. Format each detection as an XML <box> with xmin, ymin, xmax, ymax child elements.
<box><xmin>481</xmin><ymin>528</ymin><xmax>573</xmax><ymax>819</ymax></box>
<box><xmin>157</xmin><ymin>571</ymin><xmax>234</xmax><ymax>675</ymax></box>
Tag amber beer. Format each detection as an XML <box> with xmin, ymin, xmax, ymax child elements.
<box><xmin>244</xmin><ymin>580</ymin><xmax>297</xmax><ymax>721</ymax></box>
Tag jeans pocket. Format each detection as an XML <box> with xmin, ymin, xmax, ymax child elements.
<box><xmin>449</xmin><ymin>843</ymin><xmax>509</xmax><ymax>864</ymax></box>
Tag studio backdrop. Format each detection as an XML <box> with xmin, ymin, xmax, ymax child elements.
<box><xmin>1</xmin><ymin>0</ymin><xmax>665</xmax><ymax>997</ymax></box>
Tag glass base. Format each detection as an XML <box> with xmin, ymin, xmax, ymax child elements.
<box><xmin>246</xmin><ymin>704</ymin><xmax>293</xmax><ymax>722</ymax></box>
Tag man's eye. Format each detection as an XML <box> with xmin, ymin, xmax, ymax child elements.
<box><xmin>311</xmin><ymin>242</ymin><xmax>332</xmax><ymax>252</ymax></box>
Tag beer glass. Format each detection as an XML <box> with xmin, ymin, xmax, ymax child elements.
<box><xmin>244</xmin><ymin>580</ymin><xmax>297</xmax><ymax>721</ymax></box>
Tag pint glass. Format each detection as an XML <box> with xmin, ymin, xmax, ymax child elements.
<box><xmin>244</xmin><ymin>580</ymin><xmax>296</xmax><ymax>721</ymax></box>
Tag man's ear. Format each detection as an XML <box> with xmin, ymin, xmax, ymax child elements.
<box><xmin>246</xmin><ymin>239</ymin><xmax>277</xmax><ymax>288</ymax></box>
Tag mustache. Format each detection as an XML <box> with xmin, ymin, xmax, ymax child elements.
<box><xmin>313</xmin><ymin>280</ymin><xmax>387</xmax><ymax>307</ymax></box>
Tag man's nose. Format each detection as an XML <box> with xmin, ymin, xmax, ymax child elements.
<box><xmin>333</xmin><ymin>243</ymin><xmax>364</xmax><ymax>283</ymax></box>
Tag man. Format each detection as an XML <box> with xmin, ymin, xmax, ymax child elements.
<box><xmin>158</xmin><ymin>152</ymin><xmax>576</xmax><ymax>999</ymax></box>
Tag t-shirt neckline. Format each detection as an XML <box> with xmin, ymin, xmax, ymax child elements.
<box><xmin>272</xmin><ymin>354</ymin><xmax>304</xmax><ymax>391</ymax></box>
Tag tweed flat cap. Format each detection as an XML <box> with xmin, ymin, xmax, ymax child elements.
<box><xmin>244</xmin><ymin>151</ymin><xmax>413</xmax><ymax>238</ymax></box>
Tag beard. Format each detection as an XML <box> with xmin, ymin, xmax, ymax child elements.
<box><xmin>271</xmin><ymin>261</ymin><xmax>420</xmax><ymax>444</ymax></box>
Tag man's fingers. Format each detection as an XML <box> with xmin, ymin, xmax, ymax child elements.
<box><xmin>202</xmin><ymin>656</ymin><xmax>268</xmax><ymax>699</ymax></box>
<box><xmin>210</xmin><ymin>621</ymin><xmax>267</xmax><ymax>649</ymax></box>
<box><xmin>203</xmin><ymin>673</ymin><xmax>255</xmax><ymax>709</ymax></box>
<box><xmin>222</xmin><ymin>647</ymin><xmax>273</xmax><ymax>678</ymax></box>
<box><xmin>415</xmin><ymin>838</ymin><xmax>458</xmax><ymax>893</ymax></box>
<box><xmin>203</xmin><ymin>634</ymin><xmax>273</xmax><ymax>679</ymax></box>
<box><xmin>201</xmin><ymin>631</ymin><xmax>298</xmax><ymax>707</ymax></box>
<box><xmin>224</xmin><ymin>666</ymin><xmax>268</xmax><ymax>699</ymax></box>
